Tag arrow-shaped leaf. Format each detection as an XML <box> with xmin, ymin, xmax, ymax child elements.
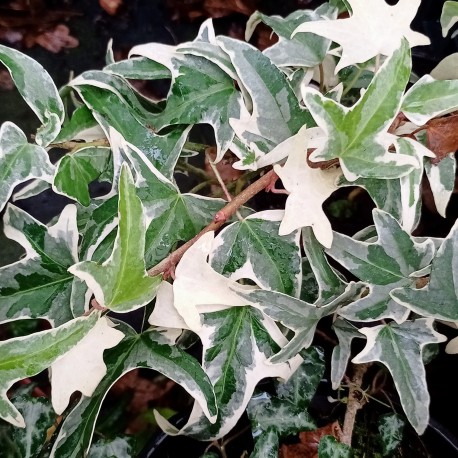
<box><xmin>352</xmin><ymin>319</ymin><xmax>446</xmax><ymax>434</ymax></box>
<box><xmin>303</xmin><ymin>39</ymin><xmax>418</xmax><ymax>181</ymax></box>
<box><xmin>69</xmin><ymin>164</ymin><xmax>161</xmax><ymax>312</ymax></box>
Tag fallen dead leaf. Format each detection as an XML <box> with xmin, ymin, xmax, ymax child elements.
<box><xmin>99</xmin><ymin>0</ymin><xmax>123</xmax><ymax>16</ymax></box>
<box><xmin>280</xmin><ymin>421</ymin><xmax>343</xmax><ymax>458</ymax></box>
<box><xmin>26</xmin><ymin>24</ymin><xmax>78</xmax><ymax>53</ymax></box>
<box><xmin>425</xmin><ymin>113</ymin><xmax>458</xmax><ymax>164</ymax></box>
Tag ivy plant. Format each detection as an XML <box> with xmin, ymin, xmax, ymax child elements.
<box><xmin>1</xmin><ymin>0</ymin><xmax>458</xmax><ymax>456</ymax></box>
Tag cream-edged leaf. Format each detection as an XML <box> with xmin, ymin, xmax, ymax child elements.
<box><xmin>0</xmin><ymin>45</ymin><xmax>64</xmax><ymax>146</ymax></box>
<box><xmin>0</xmin><ymin>204</ymin><xmax>78</xmax><ymax>326</ymax></box>
<box><xmin>303</xmin><ymin>40</ymin><xmax>418</xmax><ymax>181</ymax></box>
<box><xmin>51</xmin><ymin>316</ymin><xmax>124</xmax><ymax>415</ymax></box>
<box><xmin>293</xmin><ymin>0</ymin><xmax>429</xmax><ymax>72</ymax></box>
<box><xmin>0</xmin><ymin>312</ymin><xmax>99</xmax><ymax>427</ymax></box>
<box><xmin>352</xmin><ymin>319</ymin><xmax>446</xmax><ymax>434</ymax></box>
<box><xmin>273</xmin><ymin>126</ymin><xmax>341</xmax><ymax>248</ymax></box>
<box><xmin>0</xmin><ymin>122</ymin><xmax>54</xmax><ymax>212</ymax></box>
<box><xmin>430</xmin><ymin>53</ymin><xmax>458</xmax><ymax>80</ymax></box>
<box><xmin>441</xmin><ymin>1</ymin><xmax>458</xmax><ymax>37</ymax></box>
<box><xmin>69</xmin><ymin>164</ymin><xmax>161</xmax><ymax>312</ymax></box>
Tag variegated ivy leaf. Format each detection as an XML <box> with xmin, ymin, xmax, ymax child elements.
<box><xmin>246</xmin><ymin>4</ymin><xmax>336</xmax><ymax>68</ymax></box>
<box><xmin>401</xmin><ymin>75</ymin><xmax>458</xmax><ymax>125</ymax></box>
<box><xmin>303</xmin><ymin>39</ymin><xmax>418</xmax><ymax>181</ymax></box>
<box><xmin>250</xmin><ymin>428</ymin><xmax>279</xmax><ymax>458</ymax></box>
<box><xmin>210</xmin><ymin>210</ymin><xmax>302</xmax><ymax>296</ymax></box>
<box><xmin>105</xmin><ymin>56</ymin><xmax>171</xmax><ymax>80</ymax></box>
<box><xmin>51</xmin><ymin>323</ymin><xmax>217</xmax><ymax>457</ymax></box>
<box><xmin>248</xmin><ymin>348</ymin><xmax>325</xmax><ymax>451</ymax></box>
<box><xmin>273</xmin><ymin>126</ymin><xmax>341</xmax><ymax>248</ymax></box>
<box><xmin>0</xmin><ymin>204</ymin><xmax>78</xmax><ymax>327</ymax></box>
<box><xmin>216</xmin><ymin>36</ymin><xmax>313</xmax><ymax>169</ymax></box>
<box><xmin>237</xmin><ymin>282</ymin><xmax>364</xmax><ymax>363</ymax></box>
<box><xmin>0</xmin><ymin>393</ymin><xmax>56</xmax><ymax>458</ymax></box>
<box><xmin>129</xmin><ymin>41</ymin><xmax>242</xmax><ymax>161</ymax></box>
<box><xmin>292</xmin><ymin>0</ymin><xmax>429</xmax><ymax>73</ymax></box>
<box><xmin>0</xmin><ymin>45</ymin><xmax>64</xmax><ymax>146</ymax></box>
<box><xmin>0</xmin><ymin>122</ymin><xmax>54</xmax><ymax>212</ymax></box>
<box><xmin>326</xmin><ymin>209</ymin><xmax>435</xmax><ymax>323</ymax></box>
<box><xmin>51</xmin><ymin>316</ymin><xmax>124</xmax><ymax>415</ymax></box>
<box><xmin>0</xmin><ymin>312</ymin><xmax>99</xmax><ymax>427</ymax></box>
<box><xmin>155</xmin><ymin>306</ymin><xmax>301</xmax><ymax>440</ymax></box>
<box><xmin>425</xmin><ymin>154</ymin><xmax>456</xmax><ymax>218</ymax></box>
<box><xmin>111</xmin><ymin>131</ymin><xmax>226</xmax><ymax>269</ymax></box>
<box><xmin>330</xmin><ymin>318</ymin><xmax>364</xmax><ymax>389</ymax></box>
<box><xmin>53</xmin><ymin>147</ymin><xmax>111</xmax><ymax>207</ymax></box>
<box><xmin>89</xmin><ymin>436</ymin><xmax>136</xmax><ymax>458</ymax></box>
<box><xmin>378</xmin><ymin>413</ymin><xmax>405</xmax><ymax>456</ymax></box>
<box><xmin>70</xmin><ymin>73</ymin><xmax>188</xmax><ymax>180</ymax></box>
<box><xmin>352</xmin><ymin>319</ymin><xmax>447</xmax><ymax>434</ymax></box>
<box><xmin>318</xmin><ymin>436</ymin><xmax>352</xmax><ymax>458</ymax></box>
<box><xmin>391</xmin><ymin>219</ymin><xmax>458</xmax><ymax>321</ymax></box>
<box><xmin>171</xmin><ymin>232</ymin><xmax>252</xmax><ymax>332</ymax></box>
<box><xmin>431</xmin><ymin>53</ymin><xmax>458</xmax><ymax>80</ymax></box>
<box><xmin>302</xmin><ymin>227</ymin><xmax>347</xmax><ymax>303</ymax></box>
<box><xmin>69</xmin><ymin>164</ymin><xmax>161</xmax><ymax>312</ymax></box>
<box><xmin>396</xmin><ymin>137</ymin><xmax>435</xmax><ymax>233</ymax></box>
<box><xmin>441</xmin><ymin>1</ymin><xmax>458</xmax><ymax>37</ymax></box>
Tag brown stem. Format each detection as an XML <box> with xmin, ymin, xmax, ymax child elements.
<box><xmin>147</xmin><ymin>169</ymin><xmax>275</xmax><ymax>278</ymax></box>
<box><xmin>341</xmin><ymin>362</ymin><xmax>371</xmax><ymax>446</ymax></box>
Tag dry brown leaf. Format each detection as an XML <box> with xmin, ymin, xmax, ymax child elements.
<box><xmin>99</xmin><ymin>0</ymin><xmax>122</xmax><ymax>16</ymax></box>
<box><xmin>425</xmin><ymin>113</ymin><xmax>458</xmax><ymax>164</ymax></box>
<box><xmin>167</xmin><ymin>0</ymin><xmax>259</xmax><ymax>20</ymax></box>
<box><xmin>280</xmin><ymin>421</ymin><xmax>343</xmax><ymax>458</ymax></box>
<box><xmin>27</xmin><ymin>24</ymin><xmax>78</xmax><ymax>53</ymax></box>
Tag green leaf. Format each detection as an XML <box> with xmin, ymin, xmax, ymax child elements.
<box><xmin>69</xmin><ymin>164</ymin><xmax>161</xmax><ymax>312</ymax></box>
<box><xmin>129</xmin><ymin>42</ymin><xmax>241</xmax><ymax>160</ymax></box>
<box><xmin>401</xmin><ymin>75</ymin><xmax>458</xmax><ymax>125</ymax></box>
<box><xmin>318</xmin><ymin>436</ymin><xmax>353</xmax><ymax>458</ymax></box>
<box><xmin>0</xmin><ymin>122</ymin><xmax>54</xmax><ymax>212</ymax></box>
<box><xmin>326</xmin><ymin>209</ymin><xmax>435</xmax><ymax>323</ymax></box>
<box><xmin>88</xmin><ymin>436</ymin><xmax>136</xmax><ymax>458</ymax></box>
<box><xmin>51</xmin><ymin>325</ymin><xmax>217</xmax><ymax>457</ymax></box>
<box><xmin>71</xmin><ymin>78</ymin><xmax>188</xmax><ymax>180</ymax></box>
<box><xmin>246</xmin><ymin>5</ymin><xmax>336</xmax><ymax>68</ymax></box>
<box><xmin>441</xmin><ymin>1</ymin><xmax>458</xmax><ymax>36</ymax></box>
<box><xmin>391</xmin><ymin>219</ymin><xmax>458</xmax><ymax>320</ymax></box>
<box><xmin>157</xmin><ymin>306</ymin><xmax>299</xmax><ymax>440</ymax></box>
<box><xmin>304</xmin><ymin>39</ymin><xmax>417</xmax><ymax>181</ymax></box>
<box><xmin>330</xmin><ymin>319</ymin><xmax>363</xmax><ymax>389</ymax></box>
<box><xmin>1</xmin><ymin>394</ymin><xmax>56</xmax><ymax>458</ymax></box>
<box><xmin>53</xmin><ymin>147</ymin><xmax>111</xmax><ymax>206</ymax></box>
<box><xmin>54</xmin><ymin>105</ymin><xmax>99</xmax><ymax>143</ymax></box>
<box><xmin>352</xmin><ymin>319</ymin><xmax>446</xmax><ymax>434</ymax></box>
<box><xmin>238</xmin><ymin>282</ymin><xmax>364</xmax><ymax>363</ymax></box>
<box><xmin>249</xmin><ymin>428</ymin><xmax>279</xmax><ymax>458</ymax></box>
<box><xmin>109</xmin><ymin>133</ymin><xmax>226</xmax><ymax>269</ymax></box>
<box><xmin>0</xmin><ymin>204</ymin><xmax>78</xmax><ymax>326</ymax></box>
<box><xmin>0</xmin><ymin>312</ymin><xmax>99</xmax><ymax>427</ymax></box>
<box><xmin>217</xmin><ymin>36</ymin><xmax>313</xmax><ymax>169</ymax></box>
<box><xmin>0</xmin><ymin>45</ymin><xmax>64</xmax><ymax>146</ymax></box>
<box><xmin>377</xmin><ymin>413</ymin><xmax>405</xmax><ymax>456</ymax></box>
<box><xmin>210</xmin><ymin>211</ymin><xmax>302</xmax><ymax>296</ymax></box>
<box><xmin>424</xmin><ymin>154</ymin><xmax>456</xmax><ymax>218</ymax></box>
